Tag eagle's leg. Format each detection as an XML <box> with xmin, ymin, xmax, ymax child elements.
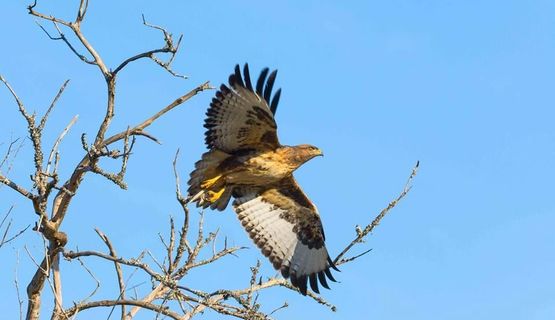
<box><xmin>206</xmin><ymin>187</ymin><xmax>226</xmax><ymax>202</ymax></box>
<box><xmin>201</xmin><ymin>174</ymin><xmax>222</xmax><ymax>188</ymax></box>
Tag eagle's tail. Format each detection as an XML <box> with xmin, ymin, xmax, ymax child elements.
<box><xmin>187</xmin><ymin>150</ymin><xmax>232</xmax><ymax>211</ymax></box>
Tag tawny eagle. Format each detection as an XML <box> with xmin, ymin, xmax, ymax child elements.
<box><xmin>187</xmin><ymin>64</ymin><xmax>337</xmax><ymax>294</ymax></box>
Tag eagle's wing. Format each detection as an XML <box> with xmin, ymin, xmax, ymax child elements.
<box><xmin>233</xmin><ymin>177</ymin><xmax>338</xmax><ymax>295</ymax></box>
<box><xmin>205</xmin><ymin>64</ymin><xmax>282</xmax><ymax>153</ymax></box>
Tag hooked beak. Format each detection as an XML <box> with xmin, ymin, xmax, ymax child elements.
<box><xmin>316</xmin><ymin>148</ymin><xmax>324</xmax><ymax>157</ymax></box>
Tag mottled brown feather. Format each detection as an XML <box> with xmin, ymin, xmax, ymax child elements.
<box><xmin>204</xmin><ymin>65</ymin><xmax>280</xmax><ymax>152</ymax></box>
<box><xmin>232</xmin><ymin>177</ymin><xmax>335</xmax><ymax>295</ymax></box>
<box><xmin>259</xmin><ymin>178</ymin><xmax>325</xmax><ymax>248</ymax></box>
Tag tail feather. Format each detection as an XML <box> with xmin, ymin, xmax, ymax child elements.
<box><xmin>211</xmin><ymin>187</ymin><xmax>233</xmax><ymax>211</ymax></box>
<box><xmin>187</xmin><ymin>150</ymin><xmax>233</xmax><ymax>211</ymax></box>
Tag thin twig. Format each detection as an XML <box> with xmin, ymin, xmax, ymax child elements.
<box><xmin>0</xmin><ymin>74</ymin><xmax>32</xmax><ymax>122</ymax></box>
<box><xmin>64</xmin><ymin>299</ymin><xmax>184</xmax><ymax>319</ymax></box>
<box><xmin>75</xmin><ymin>256</ymin><xmax>101</xmax><ymax>302</ymax></box>
<box><xmin>0</xmin><ymin>137</ymin><xmax>24</xmax><ymax>170</ymax></box>
<box><xmin>28</xmin><ymin>1</ymin><xmax>72</xmax><ymax>28</ymax></box>
<box><xmin>1</xmin><ymin>221</ymin><xmax>30</xmax><ymax>248</ymax></box>
<box><xmin>46</xmin><ymin>115</ymin><xmax>78</xmax><ymax>175</ymax></box>
<box><xmin>14</xmin><ymin>250</ymin><xmax>24</xmax><ymax>320</ymax></box>
<box><xmin>334</xmin><ymin>161</ymin><xmax>420</xmax><ymax>265</ymax></box>
<box><xmin>63</xmin><ymin>250</ymin><xmax>159</xmax><ymax>280</ymax></box>
<box><xmin>95</xmin><ymin>229</ymin><xmax>126</xmax><ymax>318</ymax></box>
<box><xmin>39</xmin><ymin>79</ymin><xmax>71</xmax><ymax>131</ymax></box>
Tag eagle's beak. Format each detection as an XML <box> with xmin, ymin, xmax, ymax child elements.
<box><xmin>316</xmin><ymin>149</ymin><xmax>324</xmax><ymax>157</ymax></box>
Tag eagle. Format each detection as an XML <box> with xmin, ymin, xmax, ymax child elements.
<box><xmin>187</xmin><ymin>64</ymin><xmax>338</xmax><ymax>295</ymax></box>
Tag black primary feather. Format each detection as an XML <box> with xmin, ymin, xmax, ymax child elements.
<box><xmin>299</xmin><ymin>274</ymin><xmax>308</xmax><ymax>295</ymax></box>
<box><xmin>256</xmin><ymin>68</ymin><xmax>269</xmax><ymax>96</ymax></box>
<box><xmin>328</xmin><ymin>256</ymin><xmax>340</xmax><ymax>271</ymax></box>
<box><xmin>264</xmin><ymin>70</ymin><xmax>278</xmax><ymax>104</ymax></box>
<box><xmin>318</xmin><ymin>271</ymin><xmax>330</xmax><ymax>289</ymax></box>
<box><xmin>309</xmin><ymin>273</ymin><xmax>320</xmax><ymax>293</ymax></box>
<box><xmin>232</xmin><ymin>64</ymin><xmax>244</xmax><ymax>87</ymax></box>
<box><xmin>233</xmin><ymin>64</ymin><xmax>281</xmax><ymax>115</ymax></box>
<box><xmin>270</xmin><ymin>88</ymin><xmax>281</xmax><ymax>115</ymax></box>
<box><xmin>325</xmin><ymin>268</ymin><xmax>337</xmax><ymax>282</ymax></box>
<box><xmin>243</xmin><ymin>63</ymin><xmax>254</xmax><ymax>91</ymax></box>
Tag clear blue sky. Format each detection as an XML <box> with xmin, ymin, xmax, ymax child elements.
<box><xmin>1</xmin><ymin>1</ymin><xmax>555</xmax><ymax>319</ymax></box>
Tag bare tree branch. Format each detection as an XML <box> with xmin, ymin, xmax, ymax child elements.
<box><xmin>39</xmin><ymin>80</ymin><xmax>71</xmax><ymax>132</ymax></box>
<box><xmin>334</xmin><ymin>161</ymin><xmax>420</xmax><ymax>265</ymax></box>
<box><xmin>1</xmin><ymin>206</ymin><xmax>30</xmax><ymax>248</ymax></box>
<box><xmin>64</xmin><ymin>249</ymin><xmax>160</xmax><ymax>280</ymax></box>
<box><xmin>0</xmin><ymin>139</ymin><xmax>31</xmax><ymax>199</ymax></box>
<box><xmin>35</xmin><ymin>21</ymin><xmax>96</xmax><ymax>65</ymax></box>
<box><xmin>0</xmin><ymin>175</ymin><xmax>35</xmax><ymax>200</ymax></box>
<box><xmin>50</xmin><ymin>80</ymin><xmax>210</xmax><ymax>225</ymax></box>
<box><xmin>94</xmin><ymin>229</ymin><xmax>127</xmax><ymax>318</ymax></box>
<box><xmin>50</xmin><ymin>254</ymin><xmax>64</xmax><ymax>318</ymax></box>
<box><xmin>0</xmin><ymin>75</ymin><xmax>33</xmax><ymax>122</ymax></box>
<box><xmin>75</xmin><ymin>0</ymin><xmax>89</xmax><ymax>23</ymax></box>
<box><xmin>112</xmin><ymin>15</ymin><xmax>185</xmax><ymax>77</ymax></box>
<box><xmin>45</xmin><ymin>115</ymin><xmax>78</xmax><ymax>176</ymax></box>
<box><xmin>64</xmin><ymin>299</ymin><xmax>184</xmax><ymax>319</ymax></box>
<box><xmin>75</xmin><ymin>256</ymin><xmax>101</xmax><ymax>302</ymax></box>
<box><xmin>15</xmin><ymin>250</ymin><xmax>24</xmax><ymax>320</ymax></box>
<box><xmin>0</xmin><ymin>137</ymin><xmax>24</xmax><ymax>171</ymax></box>
<box><xmin>27</xmin><ymin>1</ymin><xmax>72</xmax><ymax>27</ymax></box>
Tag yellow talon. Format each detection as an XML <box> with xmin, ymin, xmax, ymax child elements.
<box><xmin>201</xmin><ymin>174</ymin><xmax>222</xmax><ymax>188</ymax></box>
<box><xmin>206</xmin><ymin>188</ymin><xmax>225</xmax><ymax>202</ymax></box>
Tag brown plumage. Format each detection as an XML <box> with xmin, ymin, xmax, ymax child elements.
<box><xmin>187</xmin><ymin>64</ymin><xmax>337</xmax><ymax>294</ymax></box>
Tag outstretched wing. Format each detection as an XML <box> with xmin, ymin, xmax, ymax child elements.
<box><xmin>204</xmin><ymin>64</ymin><xmax>282</xmax><ymax>153</ymax></box>
<box><xmin>233</xmin><ymin>177</ymin><xmax>338</xmax><ymax>295</ymax></box>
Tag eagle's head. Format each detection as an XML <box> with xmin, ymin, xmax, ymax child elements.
<box><xmin>281</xmin><ymin>144</ymin><xmax>323</xmax><ymax>168</ymax></box>
<box><xmin>296</xmin><ymin>144</ymin><xmax>323</xmax><ymax>159</ymax></box>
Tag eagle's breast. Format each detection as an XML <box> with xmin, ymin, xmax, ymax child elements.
<box><xmin>222</xmin><ymin>150</ymin><xmax>295</xmax><ymax>185</ymax></box>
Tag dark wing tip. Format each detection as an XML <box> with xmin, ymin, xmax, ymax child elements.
<box><xmin>243</xmin><ymin>63</ymin><xmax>253</xmax><ymax>91</ymax></box>
<box><xmin>290</xmin><ymin>268</ymin><xmax>336</xmax><ymax>294</ymax></box>
<box><xmin>235</xmin><ymin>64</ymin><xmax>245</xmax><ymax>87</ymax></box>
<box><xmin>282</xmin><ymin>265</ymin><xmax>335</xmax><ymax>293</ymax></box>
<box><xmin>309</xmin><ymin>273</ymin><xmax>320</xmax><ymax>294</ymax></box>
<box><xmin>328</xmin><ymin>256</ymin><xmax>340</xmax><ymax>272</ymax></box>
<box><xmin>270</xmin><ymin>88</ymin><xmax>281</xmax><ymax>115</ymax></box>
<box><xmin>290</xmin><ymin>273</ymin><xmax>308</xmax><ymax>295</ymax></box>
<box><xmin>263</xmin><ymin>69</ymin><xmax>278</xmax><ymax>105</ymax></box>
<box><xmin>318</xmin><ymin>271</ymin><xmax>330</xmax><ymax>289</ymax></box>
<box><xmin>299</xmin><ymin>274</ymin><xmax>308</xmax><ymax>295</ymax></box>
<box><xmin>256</xmin><ymin>68</ymin><xmax>270</xmax><ymax>96</ymax></box>
<box><xmin>231</xmin><ymin>64</ymin><xmax>281</xmax><ymax>115</ymax></box>
<box><xmin>229</xmin><ymin>64</ymin><xmax>245</xmax><ymax>88</ymax></box>
<box><xmin>324</xmin><ymin>268</ymin><xmax>337</xmax><ymax>283</ymax></box>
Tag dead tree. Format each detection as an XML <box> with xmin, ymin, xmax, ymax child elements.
<box><xmin>0</xmin><ymin>1</ymin><xmax>418</xmax><ymax>319</ymax></box>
